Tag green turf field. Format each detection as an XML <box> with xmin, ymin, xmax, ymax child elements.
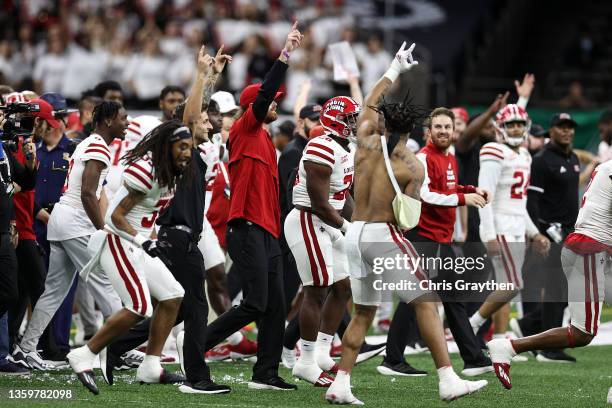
<box><xmin>1</xmin><ymin>344</ymin><xmax>611</xmax><ymax>408</ymax></box>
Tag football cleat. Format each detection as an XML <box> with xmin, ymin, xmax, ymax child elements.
<box><xmin>229</xmin><ymin>337</ymin><xmax>257</xmax><ymax>360</ymax></box>
<box><xmin>206</xmin><ymin>344</ymin><xmax>231</xmax><ymax>362</ymax></box>
<box><xmin>487</xmin><ymin>338</ymin><xmax>517</xmax><ymax>389</ymax></box>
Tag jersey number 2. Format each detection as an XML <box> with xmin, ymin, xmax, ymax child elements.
<box><xmin>510</xmin><ymin>171</ymin><xmax>528</xmax><ymax>199</ymax></box>
<box><xmin>333</xmin><ymin>174</ymin><xmax>354</xmax><ymax>200</ymax></box>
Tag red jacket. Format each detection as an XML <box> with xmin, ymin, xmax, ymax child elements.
<box><xmin>416</xmin><ymin>141</ymin><xmax>475</xmax><ymax>243</ymax></box>
<box><xmin>13</xmin><ymin>139</ymin><xmax>36</xmax><ymax>241</ymax></box>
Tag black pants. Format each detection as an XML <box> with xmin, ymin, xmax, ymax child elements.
<box><xmin>395</xmin><ymin>232</ymin><xmax>488</xmax><ymax>367</ymax></box>
<box><xmin>384</xmin><ymin>301</ymin><xmax>419</xmax><ymax>364</ymax></box>
<box><xmin>0</xmin><ymin>233</ymin><xmax>18</xmax><ymax>317</ymax></box>
<box><xmin>158</xmin><ymin>227</ymin><xmax>211</xmax><ymax>382</ymax></box>
<box><xmin>8</xmin><ymin>239</ymin><xmax>46</xmax><ymax>346</ymax></box>
<box><xmin>206</xmin><ymin>220</ymin><xmax>285</xmax><ymax>380</ymax></box>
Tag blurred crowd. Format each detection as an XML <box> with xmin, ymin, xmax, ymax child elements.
<box><xmin>0</xmin><ymin>0</ymin><xmax>395</xmax><ymax>110</ymax></box>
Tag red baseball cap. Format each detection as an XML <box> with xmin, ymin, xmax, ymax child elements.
<box><xmin>29</xmin><ymin>98</ymin><xmax>61</xmax><ymax>129</ymax></box>
<box><xmin>239</xmin><ymin>83</ymin><xmax>284</xmax><ymax>108</ymax></box>
<box><xmin>451</xmin><ymin>107</ymin><xmax>469</xmax><ymax>123</ymax></box>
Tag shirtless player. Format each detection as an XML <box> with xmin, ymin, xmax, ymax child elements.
<box><xmin>325</xmin><ymin>42</ymin><xmax>488</xmax><ymax>405</ymax></box>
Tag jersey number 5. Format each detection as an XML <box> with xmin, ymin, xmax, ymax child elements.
<box><xmin>510</xmin><ymin>170</ymin><xmax>528</xmax><ymax>199</ymax></box>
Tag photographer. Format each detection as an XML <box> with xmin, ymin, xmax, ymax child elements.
<box><xmin>0</xmin><ymin>104</ymin><xmax>38</xmax><ymax>318</ymax></box>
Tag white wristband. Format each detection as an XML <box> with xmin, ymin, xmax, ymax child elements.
<box><xmin>339</xmin><ymin>219</ymin><xmax>351</xmax><ymax>233</ymax></box>
<box><xmin>383</xmin><ymin>67</ymin><xmax>400</xmax><ymax>83</ymax></box>
<box><xmin>133</xmin><ymin>234</ymin><xmax>148</xmax><ymax>247</ymax></box>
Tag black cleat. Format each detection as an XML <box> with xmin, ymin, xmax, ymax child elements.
<box><xmin>139</xmin><ymin>369</ymin><xmax>186</xmax><ymax>385</ymax></box>
<box><xmin>376</xmin><ymin>360</ymin><xmax>428</xmax><ymax>376</ymax></box>
<box><xmin>356</xmin><ymin>342</ymin><xmax>386</xmax><ymax>364</ymax></box>
<box><xmin>99</xmin><ymin>348</ymin><xmax>121</xmax><ymax>386</ymax></box>
<box><xmin>76</xmin><ymin>370</ymin><xmax>99</xmax><ymax>395</ymax></box>
<box><xmin>179</xmin><ymin>379</ymin><xmax>231</xmax><ymax>394</ymax></box>
<box><xmin>248</xmin><ymin>376</ymin><xmax>297</xmax><ymax>390</ymax></box>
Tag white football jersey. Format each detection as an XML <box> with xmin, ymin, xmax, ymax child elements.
<box><xmin>106</xmin><ymin>156</ymin><xmax>173</xmax><ymax>237</ymax></box>
<box><xmin>478</xmin><ymin>142</ymin><xmax>536</xmax><ymax>241</ymax></box>
<box><xmin>47</xmin><ymin>134</ymin><xmax>111</xmax><ymax>241</ymax></box>
<box><xmin>105</xmin><ymin>116</ymin><xmax>161</xmax><ymax>199</ymax></box>
<box><xmin>59</xmin><ymin>133</ymin><xmax>111</xmax><ymax>207</ymax></box>
<box><xmin>292</xmin><ymin>135</ymin><xmax>354</xmax><ymax>210</ymax></box>
<box><xmin>574</xmin><ymin>160</ymin><xmax>612</xmax><ymax>245</ymax></box>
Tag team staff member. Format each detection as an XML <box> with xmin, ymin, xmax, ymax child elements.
<box><xmin>203</xmin><ymin>23</ymin><xmax>303</xmax><ymax>391</ymax></box>
<box><xmin>157</xmin><ymin>45</ymin><xmax>232</xmax><ymax>394</ymax></box>
<box><xmin>392</xmin><ymin>108</ymin><xmax>492</xmax><ymax>378</ymax></box>
<box><xmin>515</xmin><ymin>113</ymin><xmax>581</xmax><ymax>363</ymax></box>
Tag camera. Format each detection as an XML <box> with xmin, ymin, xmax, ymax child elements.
<box><xmin>0</xmin><ymin>102</ymin><xmax>39</xmax><ymax>152</ymax></box>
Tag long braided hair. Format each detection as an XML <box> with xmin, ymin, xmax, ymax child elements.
<box><xmin>122</xmin><ymin>119</ymin><xmax>191</xmax><ymax>189</ymax></box>
<box><xmin>370</xmin><ymin>93</ymin><xmax>429</xmax><ymax>136</ymax></box>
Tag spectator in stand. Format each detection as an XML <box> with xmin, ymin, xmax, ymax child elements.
<box><xmin>124</xmin><ymin>36</ymin><xmax>169</xmax><ymax>105</ymax></box>
<box><xmin>559</xmin><ymin>81</ymin><xmax>592</xmax><ymax>109</ymax></box>
<box><xmin>33</xmin><ymin>27</ymin><xmax>68</xmax><ymax>95</ymax></box>
<box><xmin>60</xmin><ymin>31</ymin><xmax>109</xmax><ymax>101</ymax></box>
<box><xmin>356</xmin><ymin>32</ymin><xmax>392</xmax><ymax>94</ymax></box>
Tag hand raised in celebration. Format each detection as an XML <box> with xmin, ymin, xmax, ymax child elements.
<box><xmin>283</xmin><ymin>21</ymin><xmax>304</xmax><ymax>54</ymax></box>
<box><xmin>394</xmin><ymin>41</ymin><xmax>419</xmax><ymax>71</ymax></box>
<box><xmin>196</xmin><ymin>45</ymin><xmax>213</xmax><ymax>75</ymax></box>
<box><xmin>514</xmin><ymin>73</ymin><xmax>535</xmax><ymax>99</ymax></box>
<box><xmin>213</xmin><ymin>44</ymin><xmax>232</xmax><ymax>75</ymax></box>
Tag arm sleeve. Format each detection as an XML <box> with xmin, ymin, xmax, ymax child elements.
<box><xmin>252</xmin><ymin>59</ymin><xmax>289</xmax><ymax>122</ymax></box>
<box><xmin>82</xmin><ymin>142</ymin><xmax>111</xmax><ymax>167</ymax></box>
<box><xmin>478</xmin><ymin>158</ymin><xmax>503</xmax><ymax>242</ymax></box>
<box><xmin>303</xmin><ymin>140</ymin><xmax>335</xmax><ymax>169</ymax></box>
<box><xmin>416</xmin><ymin>153</ymin><xmax>461</xmax><ymax>206</ymax></box>
<box><xmin>122</xmin><ymin>160</ymin><xmax>154</xmax><ymax>194</ymax></box>
<box><xmin>526</xmin><ymin>155</ymin><xmax>546</xmax><ymax>224</ymax></box>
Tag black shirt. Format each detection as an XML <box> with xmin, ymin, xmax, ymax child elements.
<box><xmin>527</xmin><ymin>142</ymin><xmax>580</xmax><ymax>231</ymax></box>
<box><xmin>0</xmin><ymin>146</ymin><xmax>37</xmax><ymax>234</ymax></box>
<box><xmin>157</xmin><ymin>148</ymin><xmax>207</xmax><ymax>234</ymax></box>
<box><xmin>278</xmin><ymin>134</ymin><xmax>308</xmax><ymax>220</ymax></box>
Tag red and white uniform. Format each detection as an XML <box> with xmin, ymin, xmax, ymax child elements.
<box><xmin>562</xmin><ymin>160</ymin><xmax>612</xmax><ymax>336</ymax></box>
<box><xmin>99</xmin><ymin>157</ymin><xmax>184</xmax><ymax>317</ymax></box>
<box><xmin>47</xmin><ymin>134</ymin><xmax>111</xmax><ymax>241</ymax></box>
<box><xmin>197</xmin><ymin>140</ymin><xmax>226</xmax><ymax>270</ymax></box>
<box><xmin>478</xmin><ymin>142</ymin><xmax>540</xmax><ymax>288</ymax></box>
<box><xmin>105</xmin><ymin>115</ymin><xmax>161</xmax><ymax>200</ymax></box>
<box><xmin>284</xmin><ymin>135</ymin><xmax>353</xmax><ymax>287</ymax></box>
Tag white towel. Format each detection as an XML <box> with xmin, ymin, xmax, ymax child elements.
<box><xmin>79</xmin><ymin>229</ymin><xmax>108</xmax><ymax>282</ymax></box>
<box><xmin>345</xmin><ymin>221</ymin><xmax>367</xmax><ymax>279</ymax></box>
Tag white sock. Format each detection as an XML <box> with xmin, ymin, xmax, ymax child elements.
<box><xmin>283</xmin><ymin>346</ymin><xmax>295</xmax><ymax>356</ymax></box>
<box><xmin>142</xmin><ymin>354</ymin><xmax>161</xmax><ymax>368</ymax></box>
<box><xmin>437</xmin><ymin>365</ymin><xmax>459</xmax><ymax>383</ymax></box>
<box><xmin>82</xmin><ymin>345</ymin><xmax>97</xmax><ymax>360</ymax></box>
<box><xmin>492</xmin><ymin>333</ymin><xmax>507</xmax><ymax>340</ymax></box>
<box><xmin>316</xmin><ymin>332</ymin><xmax>333</xmax><ymax>355</ymax></box>
<box><xmin>469</xmin><ymin>311</ymin><xmax>486</xmax><ymax>329</ymax></box>
<box><xmin>335</xmin><ymin>369</ymin><xmax>351</xmax><ymax>387</ymax></box>
<box><xmin>227</xmin><ymin>331</ymin><xmax>244</xmax><ymax>346</ymax></box>
<box><xmin>300</xmin><ymin>340</ymin><xmax>316</xmax><ymax>364</ymax></box>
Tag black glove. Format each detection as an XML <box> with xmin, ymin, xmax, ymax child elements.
<box><xmin>142</xmin><ymin>239</ymin><xmax>173</xmax><ymax>266</ymax></box>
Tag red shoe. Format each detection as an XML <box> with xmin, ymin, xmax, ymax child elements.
<box><xmin>327</xmin><ymin>363</ymin><xmax>339</xmax><ymax>374</ymax></box>
<box><xmin>494</xmin><ymin>362</ymin><xmax>512</xmax><ymax>389</ymax></box>
<box><xmin>206</xmin><ymin>345</ymin><xmax>231</xmax><ymax>362</ymax></box>
<box><xmin>330</xmin><ymin>344</ymin><xmax>342</xmax><ymax>357</ymax></box>
<box><xmin>376</xmin><ymin>319</ymin><xmax>391</xmax><ymax>334</ymax></box>
<box><xmin>314</xmin><ymin>372</ymin><xmax>335</xmax><ymax>387</ymax></box>
<box><xmin>136</xmin><ymin>346</ymin><xmax>175</xmax><ymax>363</ymax></box>
<box><xmin>229</xmin><ymin>337</ymin><xmax>257</xmax><ymax>360</ymax></box>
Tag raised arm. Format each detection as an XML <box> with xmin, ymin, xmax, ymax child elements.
<box><xmin>252</xmin><ymin>22</ymin><xmax>303</xmax><ymax>122</ymax></box>
<box><xmin>455</xmin><ymin>92</ymin><xmax>508</xmax><ymax>154</ymax></box>
<box><xmin>357</xmin><ymin>42</ymin><xmax>418</xmax><ymax>141</ymax></box>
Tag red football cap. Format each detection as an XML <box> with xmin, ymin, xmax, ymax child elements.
<box><xmin>29</xmin><ymin>98</ymin><xmax>61</xmax><ymax>129</ymax></box>
<box><xmin>239</xmin><ymin>83</ymin><xmax>284</xmax><ymax>108</ymax></box>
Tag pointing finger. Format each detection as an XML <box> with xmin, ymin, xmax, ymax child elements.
<box><xmin>398</xmin><ymin>41</ymin><xmax>406</xmax><ymax>53</ymax></box>
<box><xmin>407</xmin><ymin>42</ymin><xmax>415</xmax><ymax>54</ymax></box>
<box><xmin>216</xmin><ymin>44</ymin><xmax>224</xmax><ymax>56</ymax></box>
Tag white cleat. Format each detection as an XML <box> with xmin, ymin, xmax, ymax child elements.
<box><xmin>292</xmin><ymin>360</ymin><xmax>323</xmax><ymax>384</ymax></box>
<box><xmin>9</xmin><ymin>345</ymin><xmax>55</xmax><ymax>371</ymax></box>
<box><xmin>487</xmin><ymin>338</ymin><xmax>516</xmax><ymax>389</ymax></box>
<box><xmin>439</xmin><ymin>378</ymin><xmax>488</xmax><ymax>401</ymax></box>
<box><xmin>325</xmin><ymin>381</ymin><xmax>364</xmax><ymax>405</ymax></box>
<box><xmin>512</xmin><ymin>355</ymin><xmax>528</xmax><ymax>362</ymax></box>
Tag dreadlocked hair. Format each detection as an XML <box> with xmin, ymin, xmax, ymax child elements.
<box><xmin>92</xmin><ymin>101</ymin><xmax>122</xmax><ymax>128</ymax></box>
<box><xmin>370</xmin><ymin>93</ymin><xmax>430</xmax><ymax>136</ymax></box>
<box><xmin>122</xmin><ymin>119</ymin><xmax>191</xmax><ymax>190</ymax></box>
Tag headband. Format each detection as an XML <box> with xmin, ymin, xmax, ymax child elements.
<box><xmin>169</xmin><ymin>126</ymin><xmax>191</xmax><ymax>143</ymax></box>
